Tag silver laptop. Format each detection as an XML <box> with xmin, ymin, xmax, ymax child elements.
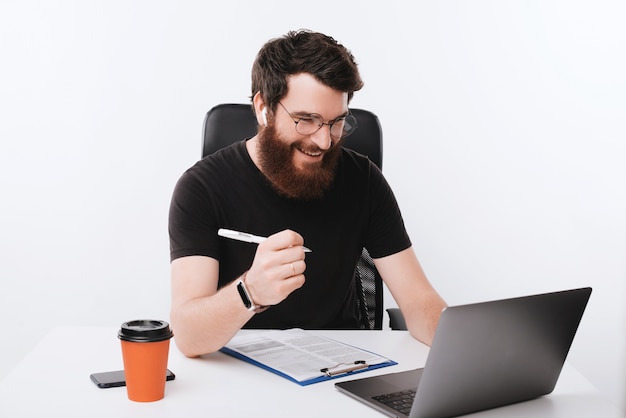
<box><xmin>336</xmin><ymin>287</ymin><xmax>592</xmax><ymax>418</ymax></box>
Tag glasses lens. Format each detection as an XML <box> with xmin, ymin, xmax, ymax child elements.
<box><xmin>295</xmin><ymin>116</ymin><xmax>322</xmax><ymax>135</ymax></box>
<box><xmin>329</xmin><ymin>119</ymin><xmax>346</xmax><ymax>138</ymax></box>
<box><xmin>339</xmin><ymin>115</ymin><xmax>357</xmax><ymax>138</ymax></box>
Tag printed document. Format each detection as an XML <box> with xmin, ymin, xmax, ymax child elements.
<box><xmin>221</xmin><ymin>328</ymin><xmax>396</xmax><ymax>385</ymax></box>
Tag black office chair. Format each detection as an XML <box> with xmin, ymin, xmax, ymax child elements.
<box><xmin>201</xmin><ymin>103</ymin><xmax>406</xmax><ymax>330</ymax></box>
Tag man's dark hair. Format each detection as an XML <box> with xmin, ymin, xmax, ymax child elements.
<box><xmin>251</xmin><ymin>29</ymin><xmax>364</xmax><ymax>112</ymax></box>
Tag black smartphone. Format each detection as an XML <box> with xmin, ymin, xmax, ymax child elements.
<box><xmin>90</xmin><ymin>369</ymin><xmax>175</xmax><ymax>388</ymax></box>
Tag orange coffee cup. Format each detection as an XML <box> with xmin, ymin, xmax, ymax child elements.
<box><xmin>118</xmin><ymin>319</ymin><xmax>174</xmax><ymax>402</ymax></box>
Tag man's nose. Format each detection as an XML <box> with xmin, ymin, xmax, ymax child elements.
<box><xmin>309</xmin><ymin>124</ymin><xmax>333</xmax><ymax>150</ymax></box>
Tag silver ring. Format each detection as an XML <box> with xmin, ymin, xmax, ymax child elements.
<box><xmin>290</xmin><ymin>263</ymin><xmax>295</xmax><ymax>276</ymax></box>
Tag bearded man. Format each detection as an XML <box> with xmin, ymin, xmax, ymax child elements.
<box><xmin>168</xmin><ymin>30</ymin><xmax>446</xmax><ymax>357</ymax></box>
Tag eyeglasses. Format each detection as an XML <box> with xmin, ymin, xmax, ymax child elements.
<box><xmin>277</xmin><ymin>101</ymin><xmax>357</xmax><ymax>139</ymax></box>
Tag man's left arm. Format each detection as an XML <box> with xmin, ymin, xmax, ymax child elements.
<box><xmin>374</xmin><ymin>247</ymin><xmax>447</xmax><ymax>346</ymax></box>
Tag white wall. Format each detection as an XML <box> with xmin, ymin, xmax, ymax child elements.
<box><xmin>1</xmin><ymin>0</ymin><xmax>624</xmax><ymax>412</ymax></box>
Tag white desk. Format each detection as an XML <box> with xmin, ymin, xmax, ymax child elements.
<box><xmin>0</xmin><ymin>327</ymin><xmax>622</xmax><ymax>417</ymax></box>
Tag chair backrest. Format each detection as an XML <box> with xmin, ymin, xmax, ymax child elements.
<box><xmin>202</xmin><ymin>103</ymin><xmax>384</xmax><ymax>330</ymax></box>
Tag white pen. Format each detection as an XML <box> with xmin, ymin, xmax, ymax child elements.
<box><xmin>218</xmin><ymin>228</ymin><xmax>312</xmax><ymax>252</ymax></box>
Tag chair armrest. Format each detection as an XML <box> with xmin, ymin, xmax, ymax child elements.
<box><xmin>386</xmin><ymin>308</ymin><xmax>407</xmax><ymax>330</ymax></box>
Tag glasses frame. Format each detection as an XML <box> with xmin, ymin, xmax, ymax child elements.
<box><xmin>276</xmin><ymin>101</ymin><xmax>357</xmax><ymax>139</ymax></box>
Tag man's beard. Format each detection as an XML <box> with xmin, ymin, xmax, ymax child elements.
<box><xmin>256</xmin><ymin>124</ymin><xmax>342</xmax><ymax>200</ymax></box>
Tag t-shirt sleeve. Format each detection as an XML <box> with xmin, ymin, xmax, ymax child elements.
<box><xmin>168</xmin><ymin>168</ymin><xmax>220</xmax><ymax>262</ymax></box>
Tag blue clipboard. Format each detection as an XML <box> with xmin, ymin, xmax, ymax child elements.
<box><xmin>219</xmin><ymin>346</ymin><xmax>397</xmax><ymax>386</ymax></box>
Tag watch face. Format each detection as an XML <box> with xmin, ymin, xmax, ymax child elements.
<box><xmin>237</xmin><ymin>280</ymin><xmax>253</xmax><ymax>309</ymax></box>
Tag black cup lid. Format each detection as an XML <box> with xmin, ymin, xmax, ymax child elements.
<box><xmin>118</xmin><ymin>319</ymin><xmax>174</xmax><ymax>342</ymax></box>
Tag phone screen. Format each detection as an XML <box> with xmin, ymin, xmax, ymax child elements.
<box><xmin>90</xmin><ymin>369</ymin><xmax>175</xmax><ymax>388</ymax></box>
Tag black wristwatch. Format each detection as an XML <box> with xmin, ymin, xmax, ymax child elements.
<box><xmin>236</xmin><ymin>273</ymin><xmax>268</xmax><ymax>313</ymax></box>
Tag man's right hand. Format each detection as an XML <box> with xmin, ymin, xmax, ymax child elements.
<box><xmin>244</xmin><ymin>229</ymin><xmax>308</xmax><ymax>307</ymax></box>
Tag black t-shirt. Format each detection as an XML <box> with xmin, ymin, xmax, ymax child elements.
<box><xmin>168</xmin><ymin>140</ymin><xmax>410</xmax><ymax>329</ymax></box>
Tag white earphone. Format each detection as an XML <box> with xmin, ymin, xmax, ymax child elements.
<box><xmin>261</xmin><ymin>108</ymin><xmax>268</xmax><ymax>126</ymax></box>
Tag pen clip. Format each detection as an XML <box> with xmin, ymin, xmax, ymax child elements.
<box><xmin>320</xmin><ymin>360</ymin><xmax>368</xmax><ymax>377</ymax></box>
<box><xmin>219</xmin><ymin>228</ymin><xmax>255</xmax><ymax>240</ymax></box>
<box><xmin>231</xmin><ymin>231</ymin><xmax>254</xmax><ymax>240</ymax></box>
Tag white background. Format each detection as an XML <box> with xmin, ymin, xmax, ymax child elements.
<box><xmin>1</xmin><ymin>0</ymin><xmax>624</xmax><ymax>413</ymax></box>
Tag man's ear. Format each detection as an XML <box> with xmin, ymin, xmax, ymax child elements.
<box><xmin>253</xmin><ymin>92</ymin><xmax>268</xmax><ymax>127</ymax></box>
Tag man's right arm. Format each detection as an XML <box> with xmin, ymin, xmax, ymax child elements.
<box><xmin>170</xmin><ymin>255</ymin><xmax>256</xmax><ymax>357</ymax></box>
<box><xmin>169</xmin><ymin>230</ymin><xmax>308</xmax><ymax>357</ymax></box>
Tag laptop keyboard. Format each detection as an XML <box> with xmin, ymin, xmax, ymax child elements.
<box><xmin>373</xmin><ymin>388</ymin><xmax>416</xmax><ymax>415</ymax></box>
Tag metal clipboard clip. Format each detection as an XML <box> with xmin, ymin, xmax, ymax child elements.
<box><xmin>320</xmin><ymin>360</ymin><xmax>368</xmax><ymax>377</ymax></box>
